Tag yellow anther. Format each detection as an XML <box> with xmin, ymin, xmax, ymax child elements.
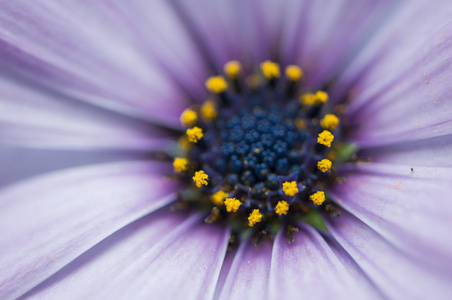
<box><xmin>315</xmin><ymin>91</ymin><xmax>329</xmax><ymax>103</ymax></box>
<box><xmin>317</xmin><ymin>159</ymin><xmax>332</xmax><ymax>173</ymax></box>
<box><xmin>186</xmin><ymin>126</ymin><xmax>203</xmax><ymax>143</ymax></box>
<box><xmin>211</xmin><ymin>190</ymin><xmax>228</xmax><ymax>206</ymax></box>
<box><xmin>205</xmin><ymin>76</ymin><xmax>228</xmax><ymax>93</ymax></box>
<box><xmin>310</xmin><ymin>191</ymin><xmax>325</xmax><ymax>205</ymax></box>
<box><xmin>200</xmin><ymin>100</ymin><xmax>217</xmax><ymax>121</ymax></box>
<box><xmin>224</xmin><ymin>197</ymin><xmax>241</xmax><ymax>212</ymax></box>
<box><xmin>180</xmin><ymin>108</ymin><xmax>198</xmax><ymax>127</ymax></box>
<box><xmin>320</xmin><ymin>114</ymin><xmax>339</xmax><ymax>130</ymax></box>
<box><xmin>260</xmin><ymin>60</ymin><xmax>280</xmax><ymax>79</ymax></box>
<box><xmin>282</xmin><ymin>181</ymin><xmax>299</xmax><ymax>197</ymax></box>
<box><xmin>285</xmin><ymin>65</ymin><xmax>303</xmax><ymax>81</ymax></box>
<box><xmin>295</xmin><ymin>118</ymin><xmax>307</xmax><ymax>130</ymax></box>
<box><xmin>173</xmin><ymin>157</ymin><xmax>189</xmax><ymax>173</ymax></box>
<box><xmin>178</xmin><ymin>136</ymin><xmax>191</xmax><ymax>150</ymax></box>
<box><xmin>248</xmin><ymin>209</ymin><xmax>262</xmax><ymax>227</ymax></box>
<box><xmin>300</xmin><ymin>93</ymin><xmax>315</xmax><ymax>106</ymax></box>
<box><xmin>275</xmin><ymin>201</ymin><xmax>289</xmax><ymax>215</ymax></box>
<box><xmin>224</xmin><ymin>61</ymin><xmax>242</xmax><ymax>78</ymax></box>
<box><xmin>193</xmin><ymin>170</ymin><xmax>209</xmax><ymax>188</ymax></box>
<box><xmin>317</xmin><ymin>130</ymin><xmax>334</xmax><ymax>147</ymax></box>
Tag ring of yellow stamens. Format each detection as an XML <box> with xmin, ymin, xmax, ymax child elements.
<box><xmin>282</xmin><ymin>181</ymin><xmax>299</xmax><ymax>197</ymax></box>
<box><xmin>180</xmin><ymin>108</ymin><xmax>198</xmax><ymax>127</ymax></box>
<box><xmin>224</xmin><ymin>61</ymin><xmax>242</xmax><ymax>78</ymax></box>
<box><xmin>205</xmin><ymin>76</ymin><xmax>228</xmax><ymax>93</ymax></box>
<box><xmin>193</xmin><ymin>170</ymin><xmax>209</xmax><ymax>188</ymax></box>
<box><xmin>275</xmin><ymin>201</ymin><xmax>289</xmax><ymax>215</ymax></box>
<box><xmin>186</xmin><ymin>126</ymin><xmax>203</xmax><ymax>143</ymax></box>
<box><xmin>200</xmin><ymin>100</ymin><xmax>217</xmax><ymax>121</ymax></box>
<box><xmin>317</xmin><ymin>130</ymin><xmax>334</xmax><ymax>147</ymax></box>
<box><xmin>211</xmin><ymin>190</ymin><xmax>228</xmax><ymax>206</ymax></box>
<box><xmin>224</xmin><ymin>197</ymin><xmax>241</xmax><ymax>212</ymax></box>
<box><xmin>248</xmin><ymin>209</ymin><xmax>262</xmax><ymax>227</ymax></box>
<box><xmin>260</xmin><ymin>61</ymin><xmax>280</xmax><ymax>79</ymax></box>
<box><xmin>320</xmin><ymin>114</ymin><xmax>339</xmax><ymax>130</ymax></box>
<box><xmin>310</xmin><ymin>191</ymin><xmax>325</xmax><ymax>205</ymax></box>
<box><xmin>173</xmin><ymin>157</ymin><xmax>189</xmax><ymax>173</ymax></box>
<box><xmin>317</xmin><ymin>159</ymin><xmax>332</xmax><ymax>173</ymax></box>
<box><xmin>285</xmin><ymin>65</ymin><xmax>303</xmax><ymax>81</ymax></box>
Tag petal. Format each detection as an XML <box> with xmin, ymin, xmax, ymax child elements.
<box><xmin>0</xmin><ymin>161</ymin><xmax>180</xmax><ymax>299</ymax></box>
<box><xmin>325</xmin><ymin>207</ymin><xmax>452</xmax><ymax>299</ymax></box>
<box><xmin>20</xmin><ymin>207</ymin><xmax>189</xmax><ymax>299</ymax></box>
<box><xmin>359</xmin><ymin>133</ymin><xmax>452</xmax><ymax>168</ymax></box>
<box><xmin>268</xmin><ymin>224</ymin><xmax>381</xmax><ymax>300</ymax></box>
<box><xmin>0</xmin><ymin>145</ymin><xmax>146</xmax><ymax>188</ymax></box>
<box><xmin>218</xmin><ymin>238</ymin><xmax>272</xmax><ymax>300</ymax></box>
<box><xmin>280</xmin><ymin>0</ymin><xmax>393</xmax><ymax>87</ymax></box>
<box><xmin>97</xmin><ymin>214</ymin><xmax>230</xmax><ymax>300</ymax></box>
<box><xmin>330</xmin><ymin>163</ymin><xmax>452</xmax><ymax>272</ymax></box>
<box><xmin>0</xmin><ymin>72</ymin><xmax>174</xmax><ymax>151</ymax></box>
<box><xmin>344</xmin><ymin>11</ymin><xmax>452</xmax><ymax>146</ymax></box>
<box><xmin>0</xmin><ymin>1</ymin><xmax>190</xmax><ymax>126</ymax></box>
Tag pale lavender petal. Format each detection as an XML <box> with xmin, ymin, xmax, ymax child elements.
<box><xmin>218</xmin><ymin>238</ymin><xmax>272</xmax><ymax>300</ymax></box>
<box><xmin>268</xmin><ymin>224</ymin><xmax>380</xmax><ymax>300</ymax></box>
<box><xmin>0</xmin><ymin>161</ymin><xmax>180</xmax><ymax>299</ymax></box>
<box><xmin>172</xmin><ymin>0</ymin><xmax>284</xmax><ymax>71</ymax></box>
<box><xmin>0</xmin><ymin>1</ymin><xmax>190</xmax><ymax>126</ymax></box>
<box><xmin>20</xmin><ymin>207</ymin><xmax>189</xmax><ymax>299</ymax></box>
<box><xmin>213</xmin><ymin>246</ymin><xmax>237</xmax><ymax>300</ymax></box>
<box><xmin>325</xmin><ymin>207</ymin><xmax>452</xmax><ymax>299</ymax></box>
<box><xmin>329</xmin><ymin>163</ymin><xmax>452</xmax><ymax>269</ymax></box>
<box><xmin>0</xmin><ymin>145</ymin><xmax>146</xmax><ymax>188</ymax></box>
<box><xmin>343</xmin><ymin>10</ymin><xmax>452</xmax><ymax>146</ymax></box>
<box><xmin>0</xmin><ymin>72</ymin><xmax>173</xmax><ymax>150</ymax></box>
<box><xmin>97</xmin><ymin>214</ymin><xmax>230</xmax><ymax>300</ymax></box>
<box><xmin>360</xmin><ymin>133</ymin><xmax>452</xmax><ymax>168</ymax></box>
<box><xmin>280</xmin><ymin>0</ymin><xmax>392</xmax><ymax>87</ymax></box>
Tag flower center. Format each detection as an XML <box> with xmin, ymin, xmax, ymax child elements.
<box><xmin>173</xmin><ymin>61</ymin><xmax>343</xmax><ymax>240</ymax></box>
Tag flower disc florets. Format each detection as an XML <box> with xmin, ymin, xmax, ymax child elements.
<box><xmin>173</xmin><ymin>61</ymin><xmax>343</xmax><ymax>240</ymax></box>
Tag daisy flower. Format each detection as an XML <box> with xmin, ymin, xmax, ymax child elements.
<box><xmin>1</xmin><ymin>1</ymin><xmax>452</xmax><ymax>299</ymax></box>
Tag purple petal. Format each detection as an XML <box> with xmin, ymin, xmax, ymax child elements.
<box><xmin>0</xmin><ymin>1</ymin><xmax>192</xmax><ymax>126</ymax></box>
<box><xmin>218</xmin><ymin>238</ymin><xmax>272</xmax><ymax>299</ymax></box>
<box><xmin>330</xmin><ymin>162</ymin><xmax>452</xmax><ymax>268</ymax></box>
<box><xmin>325</xmin><ymin>207</ymin><xmax>452</xmax><ymax>299</ymax></box>
<box><xmin>0</xmin><ymin>161</ymin><xmax>180</xmax><ymax>299</ymax></box>
<box><xmin>97</xmin><ymin>214</ymin><xmax>230</xmax><ymax>300</ymax></box>
<box><xmin>0</xmin><ymin>72</ymin><xmax>173</xmax><ymax>151</ymax></box>
<box><xmin>343</xmin><ymin>9</ymin><xmax>452</xmax><ymax>147</ymax></box>
<box><xmin>268</xmin><ymin>224</ymin><xmax>381</xmax><ymax>299</ymax></box>
<box><xmin>280</xmin><ymin>0</ymin><xmax>391</xmax><ymax>87</ymax></box>
<box><xmin>20</xmin><ymin>207</ymin><xmax>189</xmax><ymax>299</ymax></box>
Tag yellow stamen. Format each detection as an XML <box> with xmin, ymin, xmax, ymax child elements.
<box><xmin>211</xmin><ymin>190</ymin><xmax>228</xmax><ymax>206</ymax></box>
<box><xmin>186</xmin><ymin>126</ymin><xmax>203</xmax><ymax>143</ymax></box>
<box><xmin>260</xmin><ymin>60</ymin><xmax>280</xmax><ymax>79</ymax></box>
<box><xmin>200</xmin><ymin>100</ymin><xmax>217</xmax><ymax>121</ymax></box>
<box><xmin>275</xmin><ymin>201</ymin><xmax>289</xmax><ymax>215</ymax></box>
<box><xmin>315</xmin><ymin>91</ymin><xmax>328</xmax><ymax>104</ymax></box>
<box><xmin>205</xmin><ymin>76</ymin><xmax>228</xmax><ymax>93</ymax></box>
<box><xmin>180</xmin><ymin>108</ymin><xmax>198</xmax><ymax>127</ymax></box>
<box><xmin>295</xmin><ymin>118</ymin><xmax>307</xmax><ymax>130</ymax></box>
<box><xmin>320</xmin><ymin>114</ymin><xmax>339</xmax><ymax>130</ymax></box>
<box><xmin>224</xmin><ymin>197</ymin><xmax>241</xmax><ymax>212</ymax></box>
<box><xmin>317</xmin><ymin>130</ymin><xmax>334</xmax><ymax>147</ymax></box>
<box><xmin>224</xmin><ymin>61</ymin><xmax>242</xmax><ymax>78</ymax></box>
<box><xmin>317</xmin><ymin>159</ymin><xmax>332</xmax><ymax>172</ymax></box>
<box><xmin>248</xmin><ymin>209</ymin><xmax>262</xmax><ymax>227</ymax></box>
<box><xmin>173</xmin><ymin>157</ymin><xmax>189</xmax><ymax>173</ymax></box>
<box><xmin>282</xmin><ymin>181</ymin><xmax>298</xmax><ymax>197</ymax></box>
<box><xmin>300</xmin><ymin>93</ymin><xmax>315</xmax><ymax>106</ymax></box>
<box><xmin>310</xmin><ymin>191</ymin><xmax>325</xmax><ymax>205</ymax></box>
<box><xmin>193</xmin><ymin>170</ymin><xmax>209</xmax><ymax>188</ymax></box>
<box><xmin>285</xmin><ymin>65</ymin><xmax>303</xmax><ymax>81</ymax></box>
<box><xmin>178</xmin><ymin>136</ymin><xmax>191</xmax><ymax>150</ymax></box>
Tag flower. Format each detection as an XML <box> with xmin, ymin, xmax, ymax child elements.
<box><xmin>1</xmin><ymin>1</ymin><xmax>452</xmax><ymax>299</ymax></box>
